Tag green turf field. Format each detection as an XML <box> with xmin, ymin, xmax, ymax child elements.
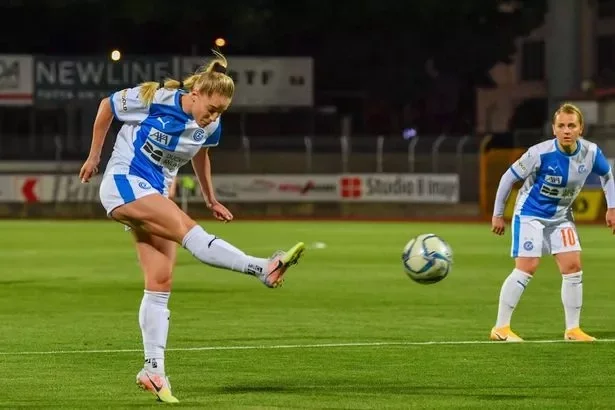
<box><xmin>1</xmin><ymin>220</ymin><xmax>615</xmax><ymax>409</ymax></box>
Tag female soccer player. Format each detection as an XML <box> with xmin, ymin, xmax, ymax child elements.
<box><xmin>79</xmin><ymin>51</ymin><xmax>305</xmax><ymax>403</ymax></box>
<box><xmin>490</xmin><ymin>102</ymin><xmax>615</xmax><ymax>342</ymax></box>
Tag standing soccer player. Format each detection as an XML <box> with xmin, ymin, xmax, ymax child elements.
<box><xmin>79</xmin><ymin>51</ymin><xmax>305</xmax><ymax>403</ymax></box>
<box><xmin>490</xmin><ymin>103</ymin><xmax>615</xmax><ymax>342</ymax></box>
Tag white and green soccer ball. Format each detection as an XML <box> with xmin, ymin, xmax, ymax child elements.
<box><xmin>402</xmin><ymin>234</ymin><xmax>453</xmax><ymax>284</ymax></box>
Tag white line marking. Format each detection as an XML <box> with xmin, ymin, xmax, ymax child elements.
<box><xmin>1</xmin><ymin>338</ymin><xmax>614</xmax><ymax>356</ymax></box>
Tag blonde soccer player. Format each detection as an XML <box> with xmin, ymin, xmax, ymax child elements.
<box><xmin>490</xmin><ymin>102</ymin><xmax>615</xmax><ymax>342</ymax></box>
<box><xmin>79</xmin><ymin>51</ymin><xmax>305</xmax><ymax>403</ymax></box>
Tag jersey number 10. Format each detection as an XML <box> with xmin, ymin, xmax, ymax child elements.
<box><xmin>560</xmin><ymin>228</ymin><xmax>577</xmax><ymax>247</ymax></box>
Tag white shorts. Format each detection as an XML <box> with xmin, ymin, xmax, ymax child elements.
<box><xmin>99</xmin><ymin>173</ymin><xmax>164</xmax><ymax>216</ymax></box>
<box><xmin>511</xmin><ymin>215</ymin><xmax>581</xmax><ymax>258</ymax></box>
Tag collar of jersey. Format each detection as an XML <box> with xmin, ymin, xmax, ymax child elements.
<box><xmin>553</xmin><ymin>138</ymin><xmax>580</xmax><ymax>156</ymax></box>
<box><xmin>175</xmin><ymin>90</ymin><xmax>194</xmax><ymax>121</ymax></box>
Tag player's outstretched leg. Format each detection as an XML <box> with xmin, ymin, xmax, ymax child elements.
<box><xmin>182</xmin><ymin>225</ymin><xmax>305</xmax><ymax>288</ymax></box>
<box><xmin>260</xmin><ymin>242</ymin><xmax>306</xmax><ymax>288</ymax></box>
<box><xmin>111</xmin><ymin>195</ymin><xmax>305</xmax><ymax>288</ymax></box>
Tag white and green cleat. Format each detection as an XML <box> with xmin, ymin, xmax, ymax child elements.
<box><xmin>259</xmin><ymin>242</ymin><xmax>306</xmax><ymax>288</ymax></box>
<box><xmin>136</xmin><ymin>369</ymin><xmax>179</xmax><ymax>404</ymax></box>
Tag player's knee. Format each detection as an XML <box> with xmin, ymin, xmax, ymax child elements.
<box><xmin>560</xmin><ymin>261</ymin><xmax>582</xmax><ymax>274</ymax></box>
<box><xmin>177</xmin><ymin>213</ymin><xmax>198</xmax><ymax>239</ymax></box>
<box><xmin>145</xmin><ymin>269</ymin><xmax>173</xmax><ymax>291</ymax></box>
<box><xmin>515</xmin><ymin>257</ymin><xmax>540</xmax><ymax>275</ymax></box>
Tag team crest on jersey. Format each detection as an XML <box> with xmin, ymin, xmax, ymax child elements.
<box><xmin>545</xmin><ymin>175</ymin><xmax>563</xmax><ymax>185</ymax></box>
<box><xmin>138</xmin><ymin>181</ymin><xmax>151</xmax><ymax>190</ymax></box>
<box><xmin>578</xmin><ymin>164</ymin><xmax>587</xmax><ymax>173</ymax></box>
<box><xmin>193</xmin><ymin>129</ymin><xmax>205</xmax><ymax>142</ymax></box>
<box><xmin>523</xmin><ymin>241</ymin><xmax>534</xmax><ymax>251</ymax></box>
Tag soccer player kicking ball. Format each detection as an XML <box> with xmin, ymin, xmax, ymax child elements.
<box><xmin>79</xmin><ymin>51</ymin><xmax>305</xmax><ymax>403</ymax></box>
<box><xmin>490</xmin><ymin>102</ymin><xmax>615</xmax><ymax>342</ymax></box>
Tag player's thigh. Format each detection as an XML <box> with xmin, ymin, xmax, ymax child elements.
<box><xmin>511</xmin><ymin>217</ymin><xmax>545</xmax><ymax>258</ymax></box>
<box><xmin>511</xmin><ymin>216</ymin><xmax>544</xmax><ymax>274</ymax></box>
<box><xmin>102</xmin><ymin>175</ymin><xmax>196</xmax><ymax>243</ymax></box>
<box><xmin>133</xmin><ymin>228</ymin><xmax>177</xmax><ymax>291</ymax></box>
<box><xmin>547</xmin><ymin>221</ymin><xmax>582</xmax><ymax>274</ymax></box>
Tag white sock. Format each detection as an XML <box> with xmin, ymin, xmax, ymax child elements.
<box><xmin>495</xmin><ymin>268</ymin><xmax>532</xmax><ymax>328</ymax></box>
<box><xmin>181</xmin><ymin>225</ymin><xmax>268</xmax><ymax>276</ymax></box>
<box><xmin>561</xmin><ymin>271</ymin><xmax>583</xmax><ymax>330</ymax></box>
<box><xmin>139</xmin><ymin>290</ymin><xmax>170</xmax><ymax>375</ymax></box>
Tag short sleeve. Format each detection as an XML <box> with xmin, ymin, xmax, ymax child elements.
<box><xmin>592</xmin><ymin>147</ymin><xmax>611</xmax><ymax>176</ymax></box>
<box><xmin>510</xmin><ymin>147</ymin><xmax>540</xmax><ymax>180</ymax></box>
<box><xmin>202</xmin><ymin>119</ymin><xmax>222</xmax><ymax>147</ymax></box>
<box><xmin>109</xmin><ymin>86</ymin><xmax>150</xmax><ymax>124</ymax></box>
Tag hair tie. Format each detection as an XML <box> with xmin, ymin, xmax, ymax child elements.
<box><xmin>159</xmin><ymin>79</ymin><xmax>165</xmax><ymax>89</ymax></box>
<box><xmin>178</xmin><ymin>81</ymin><xmax>184</xmax><ymax>89</ymax></box>
<box><xmin>212</xmin><ymin>62</ymin><xmax>227</xmax><ymax>74</ymax></box>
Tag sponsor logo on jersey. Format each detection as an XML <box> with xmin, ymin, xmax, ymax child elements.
<box><xmin>161</xmin><ymin>153</ymin><xmax>184</xmax><ymax>171</ymax></box>
<box><xmin>120</xmin><ymin>89</ymin><xmax>128</xmax><ymax>112</ymax></box>
<box><xmin>545</xmin><ymin>175</ymin><xmax>563</xmax><ymax>185</ymax></box>
<box><xmin>517</xmin><ymin>162</ymin><xmax>527</xmax><ymax>173</ymax></box>
<box><xmin>148</xmin><ymin>129</ymin><xmax>172</xmax><ymax>147</ymax></box>
<box><xmin>540</xmin><ymin>184</ymin><xmax>577</xmax><ymax>199</ymax></box>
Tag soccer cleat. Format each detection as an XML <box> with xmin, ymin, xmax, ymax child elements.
<box><xmin>564</xmin><ymin>327</ymin><xmax>596</xmax><ymax>342</ymax></box>
<box><xmin>490</xmin><ymin>325</ymin><xmax>524</xmax><ymax>342</ymax></box>
<box><xmin>136</xmin><ymin>369</ymin><xmax>179</xmax><ymax>403</ymax></box>
<box><xmin>259</xmin><ymin>242</ymin><xmax>306</xmax><ymax>288</ymax></box>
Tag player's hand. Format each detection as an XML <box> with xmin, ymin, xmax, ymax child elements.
<box><xmin>79</xmin><ymin>156</ymin><xmax>100</xmax><ymax>183</ymax></box>
<box><xmin>491</xmin><ymin>216</ymin><xmax>506</xmax><ymax>235</ymax></box>
<box><xmin>209</xmin><ymin>201</ymin><xmax>233</xmax><ymax>222</ymax></box>
<box><xmin>606</xmin><ymin>208</ymin><xmax>615</xmax><ymax>234</ymax></box>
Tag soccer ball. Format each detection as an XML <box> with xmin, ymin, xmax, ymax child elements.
<box><xmin>402</xmin><ymin>234</ymin><xmax>453</xmax><ymax>284</ymax></box>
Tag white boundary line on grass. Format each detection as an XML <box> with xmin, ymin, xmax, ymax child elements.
<box><xmin>1</xmin><ymin>338</ymin><xmax>615</xmax><ymax>356</ymax></box>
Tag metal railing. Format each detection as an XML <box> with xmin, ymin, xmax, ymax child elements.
<box><xmin>0</xmin><ymin>133</ymin><xmax>491</xmax><ymax>202</ymax></box>
<box><xmin>0</xmin><ymin>133</ymin><xmax>489</xmax><ymax>173</ymax></box>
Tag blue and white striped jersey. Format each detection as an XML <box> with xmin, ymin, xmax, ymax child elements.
<box><xmin>105</xmin><ymin>86</ymin><xmax>222</xmax><ymax>194</ymax></box>
<box><xmin>509</xmin><ymin>138</ymin><xmax>611</xmax><ymax>221</ymax></box>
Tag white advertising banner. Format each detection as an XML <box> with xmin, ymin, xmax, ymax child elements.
<box><xmin>339</xmin><ymin>174</ymin><xmax>459</xmax><ymax>203</ymax></box>
<box><xmin>190</xmin><ymin>175</ymin><xmax>338</xmax><ymax>202</ymax></box>
<box><xmin>0</xmin><ymin>173</ymin><xmax>459</xmax><ymax>204</ymax></box>
<box><xmin>181</xmin><ymin>56</ymin><xmax>313</xmax><ymax>107</ymax></box>
<box><xmin>0</xmin><ymin>175</ymin><xmax>16</xmax><ymax>202</ymax></box>
<box><xmin>0</xmin><ymin>55</ymin><xmax>34</xmax><ymax>106</ymax></box>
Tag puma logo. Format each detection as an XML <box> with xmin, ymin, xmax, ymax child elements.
<box><xmin>157</xmin><ymin>117</ymin><xmax>170</xmax><ymax>129</ymax></box>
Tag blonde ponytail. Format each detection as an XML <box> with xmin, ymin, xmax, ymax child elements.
<box><xmin>137</xmin><ymin>50</ymin><xmax>234</xmax><ymax>106</ymax></box>
<box><xmin>138</xmin><ymin>82</ymin><xmax>159</xmax><ymax>106</ymax></box>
